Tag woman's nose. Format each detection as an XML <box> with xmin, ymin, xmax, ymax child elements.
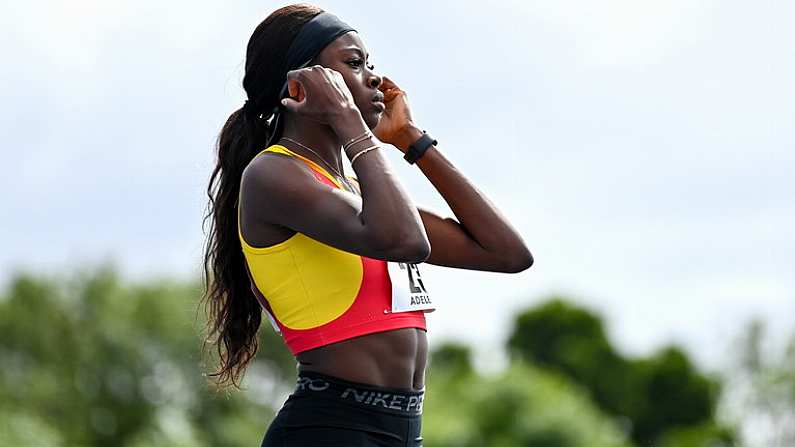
<box><xmin>369</xmin><ymin>73</ymin><xmax>382</xmax><ymax>89</ymax></box>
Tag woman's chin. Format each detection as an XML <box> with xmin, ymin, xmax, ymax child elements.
<box><xmin>365</xmin><ymin>112</ymin><xmax>382</xmax><ymax>130</ymax></box>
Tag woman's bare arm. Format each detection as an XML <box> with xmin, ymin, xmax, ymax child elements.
<box><xmin>391</xmin><ymin>126</ymin><xmax>533</xmax><ymax>273</ymax></box>
<box><xmin>242</xmin><ymin>108</ymin><xmax>430</xmax><ymax>264</ymax></box>
<box><xmin>362</xmin><ymin>75</ymin><xmax>532</xmax><ymax>273</ymax></box>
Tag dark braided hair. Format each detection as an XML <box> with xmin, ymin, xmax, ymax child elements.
<box><xmin>200</xmin><ymin>3</ymin><xmax>324</xmax><ymax>390</ymax></box>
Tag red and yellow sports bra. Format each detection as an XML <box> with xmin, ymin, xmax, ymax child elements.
<box><xmin>238</xmin><ymin>144</ymin><xmax>433</xmax><ymax>356</ymax></box>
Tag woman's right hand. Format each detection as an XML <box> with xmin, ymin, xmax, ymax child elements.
<box><xmin>280</xmin><ymin>65</ymin><xmax>359</xmax><ymax>125</ymax></box>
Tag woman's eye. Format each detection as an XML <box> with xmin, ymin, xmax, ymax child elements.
<box><xmin>348</xmin><ymin>59</ymin><xmax>375</xmax><ymax>70</ymax></box>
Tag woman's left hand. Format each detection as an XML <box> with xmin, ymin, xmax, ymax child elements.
<box><xmin>372</xmin><ymin>76</ymin><xmax>417</xmax><ymax>150</ymax></box>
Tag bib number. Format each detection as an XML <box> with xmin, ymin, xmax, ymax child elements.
<box><xmin>386</xmin><ymin>262</ymin><xmax>435</xmax><ymax>313</ymax></box>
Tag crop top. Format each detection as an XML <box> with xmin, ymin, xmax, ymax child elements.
<box><xmin>237</xmin><ymin>144</ymin><xmax>433</xmax><ymax>356</ymax></box>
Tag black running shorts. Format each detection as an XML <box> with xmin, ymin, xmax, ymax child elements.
<box><xmin>261</xmin><ymin>370</ymin><xmax>424</xmax><ymax>447</ymax></box>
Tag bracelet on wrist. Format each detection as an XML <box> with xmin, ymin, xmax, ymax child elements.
<box><xmin>342</xmin><ymin>130</ymin><xmax>373</xmax><ymax>151</ymax></box>
<box><xmin>344</xmin><ymin>135</ymin><xmax>378</xmax><ymax>154</ymax></box>
<box><xmin>350</xmin><ymin>144</ymin><xmax>380</xmax><ymax>166</ymax></box>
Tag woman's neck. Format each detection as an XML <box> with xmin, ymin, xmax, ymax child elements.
<box><xmin>279</xmin><ymin>113</ymin><xmax>345</xmax><ymax>176</ymax></box>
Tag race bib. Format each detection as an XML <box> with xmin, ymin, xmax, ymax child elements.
<box><xmin>386</xmin><ymin>262</ymin><xmax>435</xmax><ymax>313</ymax></box>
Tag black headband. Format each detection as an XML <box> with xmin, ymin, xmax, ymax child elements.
<box><xmin>284</xmin><ymin>11</ymin><xmax>356</xmax><ymax>73</ymax></box>
<box><xmin>264</xmin><ymin>11</ymin><xmax>357</xmax><ymax>145</ymax></box>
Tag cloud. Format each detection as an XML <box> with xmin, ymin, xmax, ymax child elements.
<box><xmin>1</xmin><ymin>0</ymin><xmax>793</xmax><ymax>371</ymax></box>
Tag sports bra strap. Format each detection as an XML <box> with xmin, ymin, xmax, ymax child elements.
<box><xmin>259</xmin><ymin>145</ymin><xmax>344</xmax><ymax>189</ymax></box>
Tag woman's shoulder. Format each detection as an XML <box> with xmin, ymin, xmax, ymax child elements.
<box><xmin>244</xmin><ymin>145</ymin><xmax>306</xmax><ymax>181</ymax></box>
<box><xmin>240</xmin><ymin>152</ymin><xmax>313</xmax><ymax>221</ymax></box>
<box><xmin>247</xmin><ymin>144</ymin><xmax>297</xmax><ymax>167</ymax></box>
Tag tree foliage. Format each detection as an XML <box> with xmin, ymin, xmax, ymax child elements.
<box><xmin>0</xmin><ymin>265</ymin><xmax>750</xmax><ymax>446</ymax></box>
<box><xmin>507</xmin><ymin>297</ymin><xmax>734</xmax><ymax>446</ymax></box>
<box><xmin>0</xmin><ymin>263</ymin><xmax>293</xmax><ymax>446</ymax></box>
<box><xmin>425</xmin><ymin>343</ymin><xmax>633</xmax><ymax>447</ymax></box>
<box><xmin>720</xmin><ymin>319</ymin><xmax>795</xmax><ymax>447</ymax></box>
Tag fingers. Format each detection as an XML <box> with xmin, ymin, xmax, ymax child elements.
<box><xmin>280</xmin><ymin>65</ymin><xmax>352</xmax><ymax>116</ymax></box>
<box><xmin>285</xmin><ymin>65</ymin><xmax>340</xmax><ymax>97</ymax></box>
<box><xmin>378</xmin><ymin>75</ymin><xmax>406</xmax><ymax>103</ymax></box>
<box><xmin>384</xmin><ymin>87</ymin><xmax>402</xmax><ymax>101</ymax></box>
<box><xmin>280</xmin><ymin>96</ymin><xmax>303</xmax><ymax>113</ymax></box>
<box><xmin>281</xmin><ymin>69</ymin><xmax>311</xmax><ymax>113</ymax></box>
<box><xmin>380</xmin><ymin>75</ymin><xmax>401</xmax><ymax>91</ymax></box>
<box><xmin>287</xmin><ymin>78</ymin><xmax>303</xmax><ymax>101</ymax></box>
<box><xmin>287</xmin><ymin>65</ymin><xmax>338</xmax><ymax>80</ymax></box>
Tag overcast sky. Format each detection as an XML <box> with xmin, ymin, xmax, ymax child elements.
<box><xmin>2</xmin><ymin>0</ymin><xmax>793</xmax><ymax>372</ymax></box>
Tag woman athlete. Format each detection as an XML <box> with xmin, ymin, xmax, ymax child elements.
<box><xmin>202</xmin><ymin>4</ymin><xmax>533</xmax><ymax>446</ymax></box>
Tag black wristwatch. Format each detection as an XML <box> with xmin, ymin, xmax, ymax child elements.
<box><xmin>403</xmin><ymin>131</ymin><xmax>437</xmax><ymax>164</ymax></box>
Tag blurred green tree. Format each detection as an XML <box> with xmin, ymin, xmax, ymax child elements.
<box><xmin>428</xmin><ymin>341</ymin><xmax>474</xmax><ymax>377</ymax></box>
<box><xmin>0</xmin><ymin>262</ymin><xmax>295</xmax><ymax>447</ymax></box>
<box><xmin>424</xmin><ymin>342</ymin><xmax>634</xmax><ymax>447</ymax></box>
<box><xmin>506</xmin><ymin>297</ymin><xmax>734</xmax><ymax>446</ymax></box>
<box><xmin>2</xmin><ymin>265</ymin><xmax>750</xmax><ymax>447</ymax></box>
<box><xmin>719</xmin><ymin>319</ymin><xmax>795</xmax><ymax>447</ymax></box>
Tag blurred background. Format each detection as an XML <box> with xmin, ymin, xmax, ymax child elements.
<box><xmin>1</xmin><ymin>1</ymin><xmax>793</xmax><ymax>446</ymax></box>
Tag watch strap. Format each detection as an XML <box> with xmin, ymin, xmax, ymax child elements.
<box><xmin>404</xmin><ymin>131</ymin><xmax>437</xmax><ymax>164</ymax></box>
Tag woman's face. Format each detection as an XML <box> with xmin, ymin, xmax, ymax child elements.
<box><xmin>314</xmin><ymin>31</ymin><xmax>384</xmax><ymax>129</ymax></box>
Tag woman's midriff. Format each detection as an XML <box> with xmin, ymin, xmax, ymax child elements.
<box><xmin>296</xmin><ymin>327</ymin><xmax>427</xmax><ymax>391</ymax></box>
